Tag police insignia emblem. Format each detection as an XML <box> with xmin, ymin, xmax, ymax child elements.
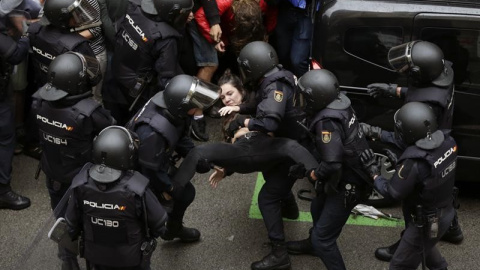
<box><xmin>274</xmin><ymin>90</ymin><xmax>283</xmax><ymax>102</ymax></box>
<box><xmin>321</xmin><ymin>131</ymin><xmax>331</xmax><ymax>143</ymax></box>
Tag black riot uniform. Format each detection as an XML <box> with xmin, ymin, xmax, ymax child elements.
<box><xmin>364</xmin><ymin>40</ymin><xmax>462</xmax><ymax>260</ymax></box>
<box><xmin>0</xmin><ymin>18</ymin><xmax>31</xmax><ymax>210</ymax></box>
<box><xmin>27</xmin><ymin>23</ymin><xmax>95</xmax><ymax>89</ymax></box>
<box><xmin>236</xmin><ymin>41</ymin><xmax>311</xmax><ymax>270</ymax></box>
<box><xmin>65</xmin><ymin>126</ymin><xmax>167</xmax><ymax>270</ymax></box>
<box><xmin>126</xmin><ymin>74</ymin><xmax>219</xmax><ymax>243</ymax></box>
<box><xmin>32</xmin><ymin>52</ymin><xmax>115</xmax><ymax>211</ymax></box>
<box><xmin>362</xmin><ymin>102</ymin><xmax>456</xmax><ymax>270</ymax></box>
<box><xmin>286</xmin><ymin>69</ymin><xmax>371</xmax><ymax>270</ymax></box>
<box><xmin>106</xmin><ymin>0</ymin><xmax>191</xmax><ymax>125</ymax></box>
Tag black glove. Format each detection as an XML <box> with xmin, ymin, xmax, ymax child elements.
<box><xmin>226</xmin><ymin>114</ymin><xmax>247</xmax><ymax>137</ymax></box>
<box><xmin>384</xmin><ymin>149</ymin><xmax>398</xmax><ymax>166</ymax></box>
<box><xmin>367</xmin><ymin>83</ymin><xmax>398</xmax><ymax>98</ymax></box>
<box><xmin>359</xmin><ymin>123</ymin><xmax>382</xmax><ymax>140</ymax></box>
<box><xmin>196</xmin><ymin>158</ymin><xmax>212</xmax><ymax>174</ymax></box>
<box><xmin>360</xmin><ymin>149</ymin><xmax>380</xmax><ymax>179</ymax></box>
<box><xmin>288</xmin><ymin>163</ymin><xmax>306</xmax><ymax>179</ymax></box>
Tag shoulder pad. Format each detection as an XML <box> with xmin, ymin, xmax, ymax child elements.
<box><xmin>73</xmin><ymin>98</ymin><xmax>101</xmax><ymax>117</ymax></box>
<box><xmin>70</xmin><ymin>163</ymin><xmax>92</xmax><ymax>189</ymax></box>
<box><xmin>126</xmin><ymin>171</ymin><xmax>150</xmax><ymax>196</ymax></box>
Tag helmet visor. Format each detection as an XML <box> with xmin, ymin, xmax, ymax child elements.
<box><xmin>69</xmin><ymin>52</ymin><xmax>101</xmax><ymax>85</ymax></box>
<box><xmin>388</xmin><ymin>41</ymin><xmax>417</xmax><ymax>73</ymax></box>
<box><xmin>68</xmin><ymin>0</ymin><xmax>97</xmax><ymax>27</ymax></box>
<box><xmin>393</xmin><ymin>109</ymin><xmax>404</xmax><ymax>142</ymax></box>
<box><xmin>185</xmin><ymin>78</ymin><xmax>220</xmax><ymax>110</ymax></box>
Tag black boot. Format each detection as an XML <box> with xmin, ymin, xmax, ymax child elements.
<box><xmin>441</xmin><ymin>213</ymin><xmax>464</xmax><ymax>244</ymax></box>
<box><xmin>286</xmin><ymin>227</ymin><xmax>314</xmax><ymax>255</ymax></box>
<box><xmin>161</xmin><ymin>220</ymin><xmax>201</xmax><ymax>243</ymax></box>
<box><xmin>251</xmin><ymin>241</ymin><xmax>291</xmax><ymax>270</ymax></box>
<box><xmin>0</xmin><ymin>187</ymin><xmax>31</xmax><ymax>210</ymax></box>
<box><xmin>281</xmin><ymin>196</ymin><xmax>299</xmax><ymax>220</ymax></box>
<box><xmin>374</xmin><ymin>239</ymin><xmax>400</xmax><ymax>262</ymax></box>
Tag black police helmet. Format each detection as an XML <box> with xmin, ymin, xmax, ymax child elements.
<box><xmin>237</xmin><ymin>41</ymin><xmax>279</xmax><ymax>84</ymax></box>
<box><xmin>142</xmin><ymin>0</ymin><xmax>193</xmax><ymax>27</ymax></box>
<box><xmin>388</xmin><ymin>41</ymin><xmax>452</xmax><ymax>86</ymax></box>
<box><xmin>38</xmin><ymin>52</ymin><xmax>101</xmax><ymax>101</ymax></box>
<box><xmin>151</xmin><ymin>74</ymin><xmax>220</xmax><ymax>118</ymax></box>
<box><xmin>42</xmin><ymin>0</ymin><xmax>97</xmax><ymax>29</ymax></box>
<box><xmin>394</xmin><ymin>102</ymin><xmax>438</xmax><ymax>146</ymax></box>
<box><xmin>90</xmin><ymin>126</ymin><xmax>139</xmax><ymax>183</ymax></box>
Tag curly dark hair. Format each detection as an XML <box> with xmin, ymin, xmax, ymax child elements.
<box><xmin>230</xmin><ymin>0</ymin><xmax>266</xmax><ymax>55</ymax></box>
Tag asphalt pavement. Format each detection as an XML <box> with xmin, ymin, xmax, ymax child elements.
<box><xmin>1</xmin><ymin>117</ymin><xmax>480</xmax><ymax>270</ymax></box>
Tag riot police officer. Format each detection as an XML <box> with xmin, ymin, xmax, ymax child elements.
<box><xmin>107</xmin><ymin>0</ymin><xmax>193</xmax><ymax>125</ymax></box>
<box><xmin>33</xmin><ymin>51</ymin><xmax>115</xmax><ymax>269</ymax></box>
<box><xmin>0</xmin><ymin>16</ymin><xmax>31</xmax><ymax>210</ymax></box>
<box><xmin>363</xmin><ymin>40</ymin><xmax>462</xmax><ymax>261</ymax></box>
<box><xmin>29</xmin><ymin>0</ymin><xmax>97</xmax><ymax>89</ymax></box>
<box><xmin>235</xmin><ymin>41</ymin><xmax>308</xmax><ymax>270</ymax></box>
<box><xmin>126</xmin><ymin>74</ymin><xmax>219</xmax><ymax>243</ymax></box>
<box><xmin>286</xmin><ymin>69</ymin><xmax>372</xmax><ymax>270</ymax></box>
<box><xmin>361</xmin><ymin>102</ymin><xmax>456</xmax><ymax>270</ymax></box>
<box><xmin>65</xmin><ymin>126</ymin><xmax>168</xmax><ymax>270</ymax></box>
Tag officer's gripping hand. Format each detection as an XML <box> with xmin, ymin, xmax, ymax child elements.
<box><xmin>384</xmin><ymin>149</ymin><xmax>398</xmax><ymax>166</ymax></box>
<box><xmin>288</xmin><ymin>163</ymin><xmax>306</xmax><ymax>179</ymax></box>
<box><xmin>360</xmin><ymin>149</ymin><xmax>380</xmax><ymax>179</ymax></box>
<box><xmin>359</xmin><ymin>123</ymin><xmax>382</xmax><ymax>140</ymax></box>
<box><xmin>367</xmin><ymin>83</ymin><xmax>398</xmax><ymax>98</ymax></box>
<box><xmin>226</xmin><ymin>114</ymin><xmax>247</xmax><ymax>137</ymax></box>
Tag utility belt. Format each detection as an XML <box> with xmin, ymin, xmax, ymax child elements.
<box><xmin>412</xmin><ymin>205</ymin><xmax>449</xmax><ymax>239</ymax></box>
<box><xmin>140</xmin><ymin>238</ymin><xmax>157</xmax><ymax>268</ymax></box>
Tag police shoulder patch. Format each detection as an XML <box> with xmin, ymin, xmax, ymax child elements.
<box><xmin>321</xmin><ymin>131</ymin><xmax>332</xmax><ymax>143</ymax></box>
<box><xmin>274</xmin><ymin>90</ymin><xmax>283</xmax><ymax>102</ymax></box>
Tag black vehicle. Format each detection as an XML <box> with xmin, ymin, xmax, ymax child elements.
<box><xmin>312</xmin><ymin>0</ymin><xmax>480</xmax><ymax>204</ymax></box>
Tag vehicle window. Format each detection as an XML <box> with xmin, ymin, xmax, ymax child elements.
<box><xmin>344</xmin><ymin>27</ymin><xmax>403</xmax><ymax>69</ymax></box>
<box><xmin>421</xmin><ymin>27</ymin><xmax>480</xmax><ymax>90</ymax></box>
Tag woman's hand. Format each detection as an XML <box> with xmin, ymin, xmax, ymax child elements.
<box><xmin>215</xmin><ymin>41</ymin><xmax>226</xmax><ymax>53</ymax></box>
<box><xmin>209</xmin><ymin>166</ymin><xmax>225</xmax><ymax>188</ymax></box>
<box><xmin>218</xmin><ymin>106</ymin><xmax>240</xmax><ymax>116</ymax></box>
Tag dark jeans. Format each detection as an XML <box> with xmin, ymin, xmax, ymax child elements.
<box><xmin>0</xmin><ymin>99</ymin><xmax>14</xmax><ymax>186</ymax></box>
<box><xmin>274</xmin><ymin>3</ymin><xmax>313</xmax><ymax>77</ymax></box>
<box><xmin>390</xmin><ymin>207</ymin><xmax>453</xmax><ymax>270</ymax></box>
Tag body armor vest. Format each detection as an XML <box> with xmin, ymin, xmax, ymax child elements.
<box><xmin>398</xmin><ymin>131</ymin><xmax>457</xmax><ymax>211</ymax></box>
<box><xmin>27</xmin><ymin>23</ymin><xmax>93</xmax><ymax>86</ymax></box>
<box><xmin>405</xmin><ymin>83</ymin><xmax>454</xmax><ymax>129</ymax></box>
<box><xmin>113</xmin><ymin>1</ymin><xmax>181</xmax><ymax>91</ymax></box>
<box><xmin>70</xmin><ymin>163</ymin><xmax>149</xmax><ymax>267</ymax></box>
<box><xmin>36</xmin><ymin>98</ymin><xmax>100</xmax><ymax>182</ymax></box>
<box><xmin>310</xmin><ymin>106</ymin><xmax>369</xmax><ymax>174</ymax></box>
<box><xmin>259</xmin><ymin>68</ymin><xmax>306</xmax><ymax>141</ymax></box>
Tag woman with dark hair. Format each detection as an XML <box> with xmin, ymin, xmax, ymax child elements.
<box><xmin>171</xmin><ymin>69</ymin><xmax>316</xmax><ymax>189</ymax></box>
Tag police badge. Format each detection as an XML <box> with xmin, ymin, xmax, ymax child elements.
<box><xmin>274</xmin><ymin>90</ymin><xmax>283</xmax><ymax>102</ymax></box>
<box><xmin>321</xmin><ymin>131</ymin><xmax>331</xmax><ymax>143</ymax></box>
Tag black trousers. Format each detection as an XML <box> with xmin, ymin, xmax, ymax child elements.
<box><xmin>172</xmin><ymin>133</ymin><xmax>318</xmax><ymax>240</ymax></box>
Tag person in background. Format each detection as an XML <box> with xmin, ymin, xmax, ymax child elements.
<box><xmin>0</xmin><ymin>12</ymin><xmax>31</xmax><ymax>210</ymax></box>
